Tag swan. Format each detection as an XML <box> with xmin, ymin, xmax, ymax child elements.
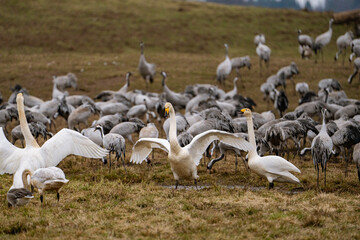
<box><xmin>130</xmin><ymin>102</ymin><xmax>252</xmax><ymax>189</ymax></box>
<box><xmin>0</xmin><ymin>93</ymin><xmax>108</xmax><ymax>190</ymax></box>
<box><xmin>241</xmin><ymin>108</ymin><xmax>301</xmax><ymax>189</ymax></box>
<box><xmin>23</xmin><ymin>167</ymin><xmax>69</xmax><ymax>204</ymax></box>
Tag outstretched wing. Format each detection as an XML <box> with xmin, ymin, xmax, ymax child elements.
<box><xmin>40</xmin><ymin>128</ymin><xmax>109</xmax><ymax>167</ymax></box>
<box><xmin>0</xmin><ymin>127</ymin><xmax>23</xmax><ymax>174</ymax></box>
<box><xmin>184</xmin><ymin>130</ymin><xmax>253</xmax><ymax>166</ymax></box>
<box><xmin>130</xmin><ymin>138</ymin><xmax>170</xmax><ymax>164</ymax></box>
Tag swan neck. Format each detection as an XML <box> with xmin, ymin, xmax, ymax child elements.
<box><xmin>168</xmin><ymin>106</ymin><xmax>181</xmax><ymax>153</ymax></box>
<box><xmin>246</xmin><ymin>114</ymin><xmax>258</xmax><ymax>157</ymax></box>
<box><xmin>22</xmin><ymin>169</ymin><xmax>32</xmax><ymax>191</ymax></box>
<box><xmin>17</xmin><ymin>96</ymin><xmax>40</xmax><ymax>148</ymax></box>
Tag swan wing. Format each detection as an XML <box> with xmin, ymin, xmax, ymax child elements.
<box><xmin>262</xmin><ymin>155</ymin><xmax>301</xmax><ymax>174</ymax></box>
<box><xmin>130</xmin><ymin>138</ymin><xmax>170</xmax><ymax>164</ymax></box>
<box><xmin>0</xmin><ymin>127</ymin><xmax>23</xmax><ymax>174</ymax></box>
<box><xmin>184</xmin><ymin>130</ymin><xmax>253</xmax><ymax>166</ymax></box>
<box><xmin>40</xmin><ymin>129</ymin><xmax>109</xmax><ymax>167</ymax></box>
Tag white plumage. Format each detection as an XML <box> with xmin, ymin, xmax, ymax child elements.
<box><xmin>23</xmin><ymin>167</ymin><xmax>69</xmax><ymax>203</ymax></box>
<box><xmin>0</xmin><ymin>93</ymin><xmax>108</xmax><ymax>190</ymax></box>
<box><xmin>241</xmin><ymin>108</ymin><xmax>301</xmax><ymax>189</ymax></box>
<box><xmin>130</xmin><ymin>102</ymin><xmax>253</xmax><ymax>188</ymax></box>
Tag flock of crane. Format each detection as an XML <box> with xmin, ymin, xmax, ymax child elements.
<box><xmin>1</xmin><ymin>18</ymin><xmax>360</xmax><ymax>208</ymax></box>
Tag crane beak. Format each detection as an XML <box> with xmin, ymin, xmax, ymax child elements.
<box><xmin>164</xmin><ymin>108</ymin><xmax>169</xmax><ymax>118</ymax></box>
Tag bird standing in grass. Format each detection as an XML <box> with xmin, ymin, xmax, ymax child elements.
<box><xmin>216</xmin><ymin>44</ymin><xmax>232</xmax><ymax>86</ymax></box>
<box><xmin>313</xmin><ymin>18</ymin><xmax>334</xmax><ymax>63</ymax></box>
<box><xmin>130</xmin><ymin>102</ymin><xmax>252</xmax><ymax>189</ymax></box>
<box><xmin>241</xmin><ymin>108</ymin><xmax>301</xmax><ymax>189</ymax></box>
<box><xmin>22</xmin><ymin>167</ymin><xmax>69</xmax><ymax>204</ymax></box>
<box><xmin>311</xmin><ymin>109</ymin><xmax>333</xmax><ymax>189</ymax></box>
<box><xmin>138</xmin><ymin>42</ymin><xmax>156</xmax><ymax>89</ymax></box>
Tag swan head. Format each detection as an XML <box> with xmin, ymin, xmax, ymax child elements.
<box><xmin>241</xmin><ymin>108</ymin><xmax>252</xmax><ymax>118</ymax></box>
<box><xmin>16</xmin><ymin>93</ymin><xmax>24</xmax><ymax>103</ymax></box>
<box><xmin>164</xmin><ymin>102</ymin><xmax>172</xmax><ymax>117</ymax></box>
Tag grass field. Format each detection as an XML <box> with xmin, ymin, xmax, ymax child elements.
<box><xmin>0</xmin><ymin>0</ymin><xmax>360</xmax><ymax>239</ymax></box>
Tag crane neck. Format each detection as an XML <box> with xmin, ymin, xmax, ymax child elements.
<box><xmin>16</xmin><ymin>94</ymin><xmax>40</xmax><ymax>148</ymax></box>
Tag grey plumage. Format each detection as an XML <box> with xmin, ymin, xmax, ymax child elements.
<box><xmin>348</xmin><ymin>57</ymin><xmax>360</xmax><ymax>85</ymax></box>
<box><xmin>138</xmin><ymin>42</ymin><xmax>156</xmax><ymax>88</ymax></box>
<box><xmin>311</xmin><ymin>109</ymin><xmax>333</xmax><ymax>189</ymax></box>
<box><xmin>7</xmin><ymin>188</ymin><xmax>33</xmax><ymax>207</ymax></box>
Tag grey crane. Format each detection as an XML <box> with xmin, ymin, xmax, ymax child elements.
<box><xmin>256</xmin><ymin>42</ymin><xmax>271</xmax><ymax>75</ymax></box>
<box><xmin>277</xmin><ymin>62</ymin><xmax>299</xmax><ymax>90</ymax></box>
<box><xmin>110</xmin><ymin>119</ymin><xmax>145</xmax><ymax>143</ymax></box>
<box><xmin>313</xmin><ymin>18</ymin><xmax>334</xmax><ymax>63</ymax></box>
<box><xmin>349</xmin><ymin>43</ymin><xmax>360</xmax><ymax>61</ymax></box>
<box><xmin>335</xmin><ymin>31</ymin><xmax>354</xmax><ymax>64</ymax></box>
<box><xmin>161</xmin><ymin>72</ymin><xmax>191</xmax><ymax>110</ymax></box>
<box><xmin>311</xmin><ymin>109</ymin><xmax>333</xmax><ymax>189</ymax></box>
<box><xmin>348</xmin><ymin>57</ymin><xmax>360</xmax><ymax>85</ymax></box>
<box><xmin>53</xmin><ymin>73</ymin><xmax>78</xmax><ymax>91</ymax></box>
<box><xmin>138</xmin><ymin>42</ymin><xmax>156</xmax><ymax>89</ymax></box>
<box><xmin>95</xmin><ymin>72</ymin><xmax>132</xmax><ymax>101</ymax></box>
<box><xmin>331</xmin><ymin>121</ymin><xmax>360</xmax><ymax>177</ymax></box>
<box><xmin>68</xmin><ymin>103</ymin><xmax>97</xmax><ymax>131</ymax></box>
<box><xmin>224</xmin><ymin>78</ymin><xmax>239</xmax><ymax>100</ymax></box>
<box><xmin>230</xmin><ymin>56</ymin><xmax>251</xmax><ymax>78</ymax></box>
<box><xmin>297</xmin><ymin>29</ymin><xmax>314</xmax><ymax>58</ymax></box>
<box><xmin>95</xmin><ymin>125</ymin><xmax>126</xmax><ymax>171</ymax></box>
<box><xmin>216</xmin><ymin>43</ymin><xmax>232</xmax><ymax>85</ymax></box>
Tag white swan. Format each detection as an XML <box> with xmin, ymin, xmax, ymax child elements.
<box><xmin>130</xmin><ymin>102</ymin><xmax>252</xmax><ymax>189</ymax></box>
<box><xmin>0</xmin><ymin>93</ymin><xmax>108</xmax><ymax>190</ymax></box>
<box><xmin>23</xmin><ymin>167</ymin><xmax>69</xmax><ymax>203</ymax></box>
<box><xmin>241</xmin><ymin>108</ymin><xmax>301</xmax><ymax>189</ymax></box>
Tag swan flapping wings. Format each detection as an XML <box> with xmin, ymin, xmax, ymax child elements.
<box><xmin>40</xmin><ymin>129</ymin><xmax>109</xmax><ymax>167</ymax></box>
<box><xmin>130</xmin><ymin>138</ymin><xmax>170</xmax><ymax>164</ymax></box>
<box><xmin>184</xmin><ymin>130</ymin><xmax>254</xmax><ymax>166</ymax></box>
<box><xmin>0</xmin><ymin>128</ymin><xmax>23</xmax><ymax>174</ymax></box>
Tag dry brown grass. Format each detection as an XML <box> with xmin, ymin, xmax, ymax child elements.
<box><xmin>0</xmin><ymin>0</ymin><xmax>360</xmax><ymax>239</ymax></box>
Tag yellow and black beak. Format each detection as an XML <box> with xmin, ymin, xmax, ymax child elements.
<box><xmin>241</xmin><ymin>108</ymin><xmax>246</xmax><ymax>113</ymax></box>
<box><xmin>164</xmin><ymin>107</ymin><xmax>169</xmax><ymax>118</ymax></box>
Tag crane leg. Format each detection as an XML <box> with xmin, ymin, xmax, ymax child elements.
<box><xmin>324</xmin><ymin>164</ymin><xmax>327</xmax><ymax>189</ymax></box>
<box><xmin>317</xmin><ymin>165</ymin><xmax>320</xmax><ymax>190</ymax></box>
<box><xmin>235</xmin><ymin>154</ymin><xmax>238</xmax><ymax>173</ymax></box>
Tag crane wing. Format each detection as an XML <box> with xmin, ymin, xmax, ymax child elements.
<box><xmin>184</xmin><ymin>130</ymin><xmax>253</xmax><ymax>166</ymax></box>
<box><xmin>0</xmin><ymin>127</ymin><xmax>23</xmax><ymax>174</ymax></box>
<box><xmin>40</xmin><ymin>128</ymin><xmax>109</xmax><ymax>167</ymax></box>
<box><xmin>130</xmin><ymin>138</ymin><xmax>170</xmax><ymax>164</ymax></box>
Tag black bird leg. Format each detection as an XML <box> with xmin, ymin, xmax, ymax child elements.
<box><xmin>268</xmin><ymin>182</ymin><xmax>274</xmax><ymax>189</ymax></box>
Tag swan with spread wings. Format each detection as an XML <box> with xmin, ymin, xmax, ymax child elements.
<box><xmin>0</xmin><ymin>93</ymin><xmax>108</xmax><ymax>191</ymax></box>
<box><xmin>130</xmin><ymin>102</ymin><xmax>253</xmax><ymax>189</ymax></box>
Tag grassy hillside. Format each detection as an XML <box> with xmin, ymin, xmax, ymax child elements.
<box><xmin>0</xmin><ymin>0</ymin><xmax>360</xmax><ymax>239</ymax></box>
